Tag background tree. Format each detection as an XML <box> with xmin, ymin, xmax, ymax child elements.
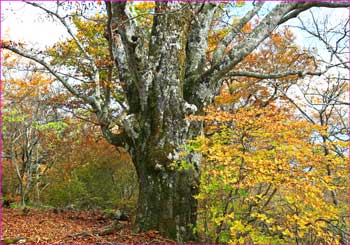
<box><xmin>2</xmin><ymin>54</ymin><xmax>66</xmax><ymax>206</ymax></box>
<box><xmin>42</xmin><ymin>119</ymin><xmax>138</xmax><ymax>211</ymax></box>
<box><xmin>2</xmin><ymin>52</ymin><xmax>138</xmax><ymax>210</ymax></box>
<box><xmin>2</xmin><ymin>1</ymin><xmax>349</xmax><ymax>241</ymax></box>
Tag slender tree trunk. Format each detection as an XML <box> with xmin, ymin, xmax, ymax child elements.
<box><xmin>21</xmin><ymin>191</ymin><xmax>26</xmax><ymax>207</ymax></box>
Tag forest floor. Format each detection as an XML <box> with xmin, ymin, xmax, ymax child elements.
<box><xmin>1</xmin><ymin>208</ymin><xmax>175</xmax><ymax>244</ymax></box>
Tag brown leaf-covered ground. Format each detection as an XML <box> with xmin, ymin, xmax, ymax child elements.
<box><xmin>2</xmin><ymin>208</ymin><xmax>175</xmax><ymax>244</ymax></box>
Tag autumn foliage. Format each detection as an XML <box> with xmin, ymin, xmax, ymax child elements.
<box><xmin>1</xmin><ymin>52</ymin><xmax>137</xmax><ymax>210</ymax></box>
<box><xmin>1</xmin><ymin>1</ymin><xmax>349</xmax><ymax>243</ymax></box>
<box><xmin>177</xmin><ymin>27</ymin><xmax>348</xmax><ymax>244</ymax></box>
<box><xmin>178</xmin><ymin>33</ymin><xmax>349</xmax><ymax>241</ymax></box>
<box><xmin>183</xmin><ymin>103</ymin><xmax>348</xmax><ymax>243</ymax></box>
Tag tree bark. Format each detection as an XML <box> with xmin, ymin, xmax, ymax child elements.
<box><xmin>134</xmin><ymin>156</ymin><xmax>198</xmax><ymax>242</ymax></box>
<box><xmin>107</xmin><ymin>2</ymin><xmax>203</xmax><ymax>240</ymax></box>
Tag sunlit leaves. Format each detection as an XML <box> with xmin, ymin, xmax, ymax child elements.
<box><xmin>213</xmin><ymin>28</ymin><xmax>315</xmax><ymax>110</ymax></box>
<box><xmin>182</xmin><ymin>104</ymin><xmax>348</xmax><ymax>243</ymax></box>
<box><xmin>46</xmin><ymin>14</ymin><xmax>114</xmax><ymax>84</ymax></box>
<box><xmin>134</xmin><ymin>1</ymin><xmax>155</xmax><ymax>30</ymax></box>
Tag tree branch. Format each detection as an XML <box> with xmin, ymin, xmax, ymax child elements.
<box><xmin>226</xmin><ymin>69</ymin><xmax>324</xmax><ymax>80</ymax></box>
<box><xmin>188</xmin><ymin>1</ymin><xmax>349</xmax><ymax>107</ymax></box>
<box><xmin>185</xmin><ymin>2</ymin><xmax>218</xmax><ymax>78</ymax></box>
<box><xmin>213</xmin><ymin>1</ymin><xmax>264</xmax><ymax>64</ymax></box>
<box><xmin>25</xmin><ymin>2</ymin><xmax>98</xmax><ymax>71</ymax></box>
<box><xmin>107</xmin><ymin>1</ymin><xmax>142</xmax><ymax>113</ymax></box>
<box><xmin>279</xmin><ymin>1</ymin><xmax>350</xmax><ymax>24</ymax></box>
<box><xmin>2</xmin><ymin>44</ymin><xmax>92</xmax><ymax>105</ymax></box>
<box><xmin>26</xmin><ymin>1</ymin><xmax>104</xmax><ymax>111</ymax></box>
<box><xmin>279</xmin><ymin>90</ymin><xmax>316</xmax><ymax>125</ymax></box>
<box><xmin>296</xmin><ymin>13</ymin><xmax>350</xmax><ymax>70</ymax></box>
<box><xmin>210</xmin><ymin>3</ymin><xmax>297</xmax><ymax>82</ymax></box>
<box><xmin>101</xmin><ymin>126</ymin><xmax>128</xmax><ymax>147</ymax></box>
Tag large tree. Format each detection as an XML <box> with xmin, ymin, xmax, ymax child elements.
<box><xmin>2</xmin><ymin>1</ymin><xmax>349</xmax><ymax>241</ymax></box>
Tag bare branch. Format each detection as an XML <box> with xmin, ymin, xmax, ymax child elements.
<box><xmin>279</xmin><ymin>2</ymin><xmax>350</xmax><ymax>24</ymax></box>
<box><xmin>227</xmin><ymin>69</ymin><xmax>324</xmax><ymax>80</ymax></box>
<box><xmin>296</xmin><ymin>14</ymin><xmax>350</xmax><ymax>70</ymax></box>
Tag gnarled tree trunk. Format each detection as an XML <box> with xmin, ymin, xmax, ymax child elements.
<box><xmin>105</xmin><ymin>2</ymin><xmax>210</xmax><ymax>240</ymax></box>
<box><xmin>105</xmin><ymin>1</ymin><xmax>303</xmax><ymax>241</ymax></box>
<box><xmin>134</xmin><ymin>155</ymin><xmax>199</xmax><ymax>241</ymax></box>
<box><xmin>129</xmin><ymin>108</ymin><xmax>201</xmax><ymax>241</ymax></box>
